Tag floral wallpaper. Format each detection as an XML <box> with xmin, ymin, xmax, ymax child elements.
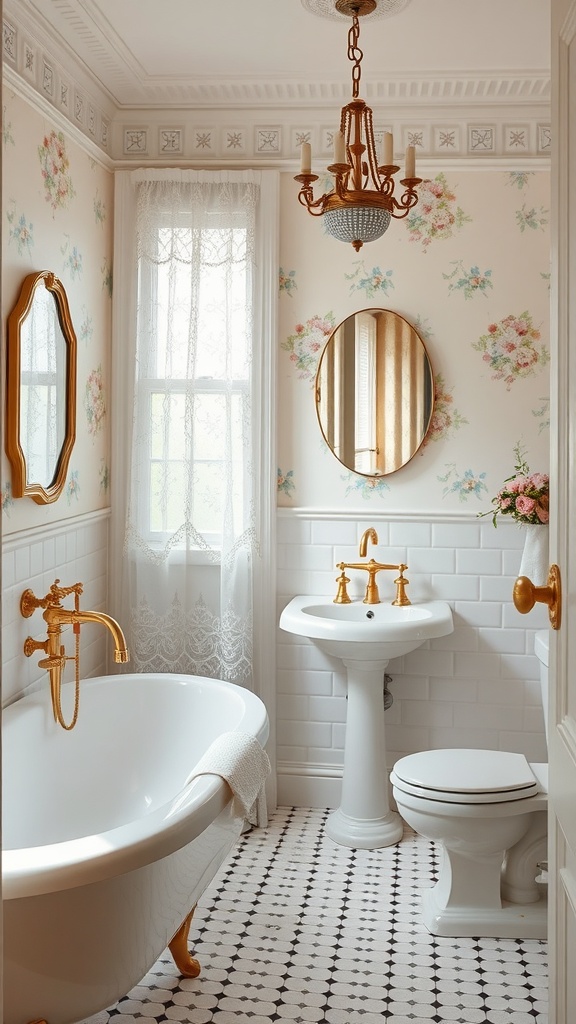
<box><xmin>1</xmin><ymin>84</ymin><xmax>550</xmax><ymax>528</ymax></box>
<box><xmin>2</xmin><ymin>90</ymin><xmax>113</xmax><ymax>530</ymax></box>
<box><xmin>278</xmin><ymin>169</ymin><xmax>550</xmax><ymax>510</ymax></box>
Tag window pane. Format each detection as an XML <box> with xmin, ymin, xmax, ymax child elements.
<box><xmin>155</xmin><ymin>227</ymin><xmax>249</xmax><ymax>383</ymax></box>
<box><xmin>140</xmin><ymin>217</ymin><xmax>251</xmax><ymax>544</ymax></box>
<box><xmin>150</xmin><ymin>392</ymin><xmax>187</xmax><ymax>461</ymax></box>
<box><xmin>193</xmin><ymin>462</ymin><xmax>224</xmax><ymax>532</ymax></box>
<box><xmin>150</xmin><ymin>458</ymin><xmax>187</xmax><ymax>534</ymax></box>
<box><xmin>194</xmin><ymin>393</ymin><xmax>225</xmax><ymax>460</ymax></box>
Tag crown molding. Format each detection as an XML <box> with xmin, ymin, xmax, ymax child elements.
<box><xmin>2</xmin><ymin>5</ymin><xmax>115</xmax><ymax>156</ymax></box>
<box><xmin>3</xmin><ymin>4</ymin><xmax>551</xmax><ymax>164</ymax></box>
<box><xmin>107</xmin><ymin>69</ymin><xmax>550</xmax><ymax>112</ymax></box>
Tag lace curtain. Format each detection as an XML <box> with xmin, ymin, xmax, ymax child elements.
<box><xmin>111</xmin><ymin>170</ymin><xmax>278</xmax><ymax>692</ymax></box>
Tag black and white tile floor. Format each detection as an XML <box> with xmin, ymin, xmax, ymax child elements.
<box><xmin>83</xmin><ymin>807</ymin><xmax>548</xmax><ymax>1024</ymax></box>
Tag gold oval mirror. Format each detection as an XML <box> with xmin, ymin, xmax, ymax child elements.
<box><xmin>6</xmin><ymin>271</ymin><xmax>77</xmax><ymax>503</ymax></box>
<box><xmin>315</xmin><ymin>308</ymin><xmax>434</xmax><ymax>476</ymax></box>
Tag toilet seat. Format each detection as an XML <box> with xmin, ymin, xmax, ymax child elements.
<box><xmin>391</xmin><ymin>749</ymin><xmax>540</xmax><ymax>804</ymax></box>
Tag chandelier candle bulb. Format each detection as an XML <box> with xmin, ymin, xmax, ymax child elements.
<box><xmin>382</xmin><ymin>131</ymin><xmax>394</xmax><ymax>166</ymax></box>
<box><xmin>405</xmin><ymin>144</ymin><xmax>416</xmax><ymax>178</ymax></box>
<box><xmin>334</xmin><ymin>131</ymin><xmax>347</xmax><ymax>164</ymax></box>
<box><xmin>300</xmin><ymin>142</ymin><xmax>312</xmax><ymax>174</ymax></box>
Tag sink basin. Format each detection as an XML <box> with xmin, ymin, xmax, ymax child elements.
<box><xmin>279</xmin><ymin>594</ymin><xmax>454</xmax><ymax>850</ymax></box>
<box><xmin>280</xmin><ymin>595</ymin><xmax>454</xmax><ymax>660</ymax></box>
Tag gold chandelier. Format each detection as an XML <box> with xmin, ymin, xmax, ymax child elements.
<box><xmin>295</xmin><ymin>0</ymin><xmax>421</xmax><ymax>251</ymax></box>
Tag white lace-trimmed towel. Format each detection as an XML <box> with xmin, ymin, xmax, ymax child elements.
<box><xmin>189</xmin><ymin>731</ymin><xmax>271</xmax><ymax>827</ymax></box>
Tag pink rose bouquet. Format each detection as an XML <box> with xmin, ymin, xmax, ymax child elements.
<box><xmin>479</xmin><ymin>443</ymin><xmax>549</xmax><ymax>527</ymax></box>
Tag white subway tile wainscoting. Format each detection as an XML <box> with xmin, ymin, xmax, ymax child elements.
<box><xmin>277</xmin><ymin>511</ymin><xmax>549</xmax><ymax>808</ymax></box>
<box><xmin>2</xmin><ymin>511</ymin><xmax>111</xmax><ymax>707</ymax></box>
<box><xmin>80</xmin><ymin>807</ymin><xmax>548</xmax><ymax>1024</ymax></box>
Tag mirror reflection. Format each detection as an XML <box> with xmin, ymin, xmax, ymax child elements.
<box><xmin>20</xmin><ymin>283</ymin><xmax>67</xmax><ymax>488</ymax></box>
<box><xmin>6</xmin><ymin>271</ymin><xmax>77</xmax><ymax>504</ymax></box>
<box><xmin>315</xmin><ymin>308</ymin><xmax>434</xmax><ymax>476</ymax></box>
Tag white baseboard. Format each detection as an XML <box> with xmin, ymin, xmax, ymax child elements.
<box><xmin>276</xmin><ymin>761</ymin><xmax>398</xmax><ymax>811</ymax></box>
<box><xmin>277</xmin><ymin>761</ymin><xmax>342</xmax><ymax>808</ymax></box>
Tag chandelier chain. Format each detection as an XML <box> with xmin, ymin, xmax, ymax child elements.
<box><xmin>347</xmin><ymin>16</ymin><xmax>363</xmax><ymax>99</ymax></box>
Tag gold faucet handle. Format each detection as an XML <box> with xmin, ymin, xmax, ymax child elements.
<box><xmin>392</xmin><ymin>565</ymin><xmax>411</xmax><ymax>606</ymax></box>
<box><xmin>23</xmin><ymin>636</ymin><xmax>48</xmax><ymax>657</ymax></box>
<box><xmin>46</xmin><ymin>579</ymin><xmax>84</xmax><ymax>606</ymax></box>
<box><xmin>21</xmin><ymin>580</ymin><xmax>84</xmax><ymax>617</ymax></box>
<box><xmin>332</xmin><ymin>565</ymin><xmax>350</xmax><ymax>602</ymax></box>
<box><xmin>334</xmin><ymin>566</ymin><xmax>352</xmax><ymax>604</ymax></box>
<box><xmin>21</xmin><ymin>589</ymin><xmax>47</xmax><ymax>617</ymax></box>
<box><xmin>38</xmin><ymin>655</ymin><xmax>65</xmax><ymax>669</ymax></box>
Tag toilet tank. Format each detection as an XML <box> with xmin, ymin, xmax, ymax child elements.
<box><xmin>534</xmin><ymin>630</ymin><xmax>549</xmax><ymax>743</ymax></box>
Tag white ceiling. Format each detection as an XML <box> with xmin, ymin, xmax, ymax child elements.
<box><xmin>15</xmin><ymin>0</ymin><xmax>550</xmax><ymax>110</ymax></box>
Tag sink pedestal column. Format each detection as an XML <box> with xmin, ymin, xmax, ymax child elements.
<box><xmin>326</xmin><ymin>658</ymin><xmax>403</xmax><ymax>850</ymax></box>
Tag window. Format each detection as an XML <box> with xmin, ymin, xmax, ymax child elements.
<box><xmin>135</xmin><ymin>214</ymin><xmax>252</xmax><ymax>549</ymax></box>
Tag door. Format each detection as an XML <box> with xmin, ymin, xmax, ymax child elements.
<box><xmin>550</xmin><ymin>1</ymin><xmax>576</xmax><ymax>1019</ymax></box>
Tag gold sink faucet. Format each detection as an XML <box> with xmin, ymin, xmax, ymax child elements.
<box><xmin>21</xmin><ymin>579</ymin><xmax>130</xmax><ymax>730</ymax></box>
<box><xmin>334</xmin><ymin>529</ymin><xmax>410</xmax><ymax>606</ymax></box>
<box><xmin>359</xmin><ymin>527</ymin><xmax>378</xmax><ymax>557</ymax></box>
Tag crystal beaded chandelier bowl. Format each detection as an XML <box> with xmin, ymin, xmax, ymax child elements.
<box><xmin>295</xmin><ymin>0</ymin><xmax>421</xmax><ymax>251</ymax></box>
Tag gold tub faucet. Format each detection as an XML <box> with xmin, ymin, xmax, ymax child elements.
<box><xmin>21</xmin><ymin>579</ymin><xmax>130</xmax><ymax>730</ymax></box>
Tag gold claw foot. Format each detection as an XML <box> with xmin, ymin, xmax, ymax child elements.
<box><xmin>168</xmin><ymin>907</ymin><xmax>201</xmax><ymax>978</ymax></box>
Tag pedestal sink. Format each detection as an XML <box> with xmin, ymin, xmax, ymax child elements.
<box><xmin>279</xmin><ymin>595</ymin><xmax>454</xmax><ymax>850</ymax></box>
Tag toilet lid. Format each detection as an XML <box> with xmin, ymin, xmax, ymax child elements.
<box><xmin>391</xmin><ymin>749</ymin><xmax>540</xmax><ymax>804</ymax></box>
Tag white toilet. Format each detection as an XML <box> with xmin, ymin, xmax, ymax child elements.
<box><xmin>390</xmin><ymin>630</ymin><xmax>549</xmax><ymax>939</ymax></box>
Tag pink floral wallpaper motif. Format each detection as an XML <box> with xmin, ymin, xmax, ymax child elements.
<box><xmin>85</xmin><ymin>366</ymin><xmax>107</xmax><ymax>438</ymax></box>
<box><xmin>472</xmin><ymin>312</ymin><xmax>549</xmax><ymax>390</ymax></box>
<box><xmin>421</xmin><ymin>374</ymin><xmax>468</xmax><ymax>450</ymax></box>
<box><xmin>278</xmin><ymin>169</ymin><xmax>550</xmax><ymax>511</ymax></box>
<box><xmin>277</xmin><ymin>468</ymin><xmax>295</xmax><ymax>496</ymax></box>
<box><xmin>38</xmin><ymin>130</ymin><xmax>75</xmax><ymax>212</ymax></box>
<box><xmin>406</xmin><ymin>172</ymin><xmax>471</xmax><ymax>251</ymax></box>
<box><xmin>280</xmin><ymin>312</ymin><xmax>336</xmax><ymax>382</ymax></box>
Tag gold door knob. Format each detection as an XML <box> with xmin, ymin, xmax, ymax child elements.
<box><xmin>513</xmin><ymin>564</ymin><xmax>561</xmax><ymax>630</ymax></box>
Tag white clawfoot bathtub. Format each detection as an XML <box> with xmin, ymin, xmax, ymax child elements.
<box><xmin>3</xmin><ymin>672</ymin><xmax>269</xmax><ymax>1024</ymax></box>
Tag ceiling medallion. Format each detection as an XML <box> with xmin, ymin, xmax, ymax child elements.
<box><xmin>300</xmin><ymin>0</ymin><xmax>412</xmax><ymax>21</ymax></box>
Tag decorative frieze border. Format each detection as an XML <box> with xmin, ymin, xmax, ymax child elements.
<box><xmin>2</xmin><ymin>13</ymin><xmax>112</xmax><ymax>154</ymax></box>
<box><xmin>115</xmin><ymin>117</ymin><xmax>551</xmax><ymax>164</ymax></box>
